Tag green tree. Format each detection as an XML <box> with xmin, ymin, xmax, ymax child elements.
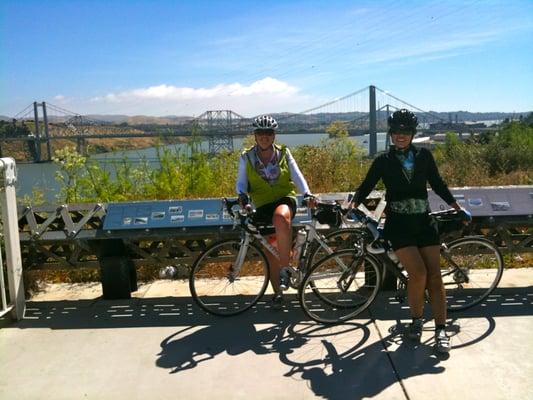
<box><xmin>326</xmin><ymin>121</ymin><xmax>349</xmax><ymax>138</ymax></box>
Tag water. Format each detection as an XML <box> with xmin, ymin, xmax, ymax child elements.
<box><xmin>16</xmin><ymin>132</ymin><xmax>388</xmax><ymax>202</ymax></box>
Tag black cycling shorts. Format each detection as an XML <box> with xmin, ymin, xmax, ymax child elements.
<box><xmin>253</xmin><ymin>196</ymin><xmax>297</xmax><ymax>226</ymax></box>
<box><xmin>384</xmin><ymin>212</ymin><xmax>440</xmax><ymax>251</ymax></box>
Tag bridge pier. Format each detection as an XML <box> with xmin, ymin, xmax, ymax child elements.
<box><xmin>26</xmin><ymin>136</ymin><xmax>41</xmax><ymax>162</ymax></box>
<box><xmin>77</xmin><ymin>138</ymin><xmax>86</xmax><ymax>155</ymax></box>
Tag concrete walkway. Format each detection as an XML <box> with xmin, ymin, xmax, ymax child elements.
<box><xmin>1</xmin><ymin>269</ymin><xmax>532</xmax><ymax>400</ymax></box>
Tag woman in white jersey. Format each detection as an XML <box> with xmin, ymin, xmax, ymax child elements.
<box><xmin>236</xmin><ymin>115</ymin><xmax>315</xmax><ymax>309</ymax></box>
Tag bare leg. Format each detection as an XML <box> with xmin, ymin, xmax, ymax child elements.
<box><xmin>419</xmin><ymin>245</ymin><xmax>447</xmax><ymax>325</ymax></box>
<box><xmin>264</xmin><ymin>235</ymin><xmax>281</xmax><ymax>293</ymax></box>
<box><xmin>395</xmin><ymin>246</ymin><xmax>427</xmax><ymax>319</ymax></box>
<box><xmin>269</xmin><ymin>204</ymin><xmax>293</xmax><ymax>294</ymax></box>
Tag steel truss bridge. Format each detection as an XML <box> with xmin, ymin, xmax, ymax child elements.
<box><xmin>2</xmin><ymin>85</ymin><xmax>496</xmax><ymax>162</ymax></box>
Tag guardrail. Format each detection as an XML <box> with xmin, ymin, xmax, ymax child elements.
<box><xmin>0</xmin><ymin>157</ymin><xmax>25</xmax><ymax>320</ymax></box>
<box><xmin>17</xmin><ymin>186</ymin><xmax>532</xmax><ymax>300</ymax></box>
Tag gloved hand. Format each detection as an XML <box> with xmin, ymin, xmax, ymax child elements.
<box><xmin>303</xmin><ymin>193</ymin><xmax>317</xmax><ymax>208</ymax></box>
<box><xmin>458</xmin><ymin>208</ymin><xmax>472</xmax><ymax>224</ymax></box>
<box><xmin>238</xmin><ymin>193</ymin><xmax>253</xmax><ymax>215</ymax></box>
<box><xmin>238</xmin><ymin>193</ymin><xmax>250</xmax><ymax>207</ymax></box>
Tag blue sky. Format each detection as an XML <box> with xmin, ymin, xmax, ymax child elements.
<box><xmin>1</xmin><ymin>0</ymin><xmax>532</xmax><ymax>117</ymax></box>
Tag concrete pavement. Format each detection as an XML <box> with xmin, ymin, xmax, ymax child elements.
<box><xmin>1</xmin><ymin>268</ymin><xmax>532</xmax><ymax>400</ymax></box>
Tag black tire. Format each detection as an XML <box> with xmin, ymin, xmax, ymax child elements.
<box><xmin>299</xmin><ymin>249</ymin><xmax>381</xmax><ymax>324</ymax></box>
<box><xmin>441</xmin><ymin>237</ymin><xmax>504</xmax><ymax>312</ymax></box>
<box><xmin>100</xmin><ymin>256</ymin><xmax>132</xmax><ymax>300</ymax></box>
<box><xmin>189</xmin><ymin>239</ymin><xmax>270</xmax><ymax>316</ymax></box>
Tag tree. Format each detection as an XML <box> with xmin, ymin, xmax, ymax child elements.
<box><xmin>326</xmin><ymin>121</ymin><xmax>349</xmax><ymax>138</ymax></box>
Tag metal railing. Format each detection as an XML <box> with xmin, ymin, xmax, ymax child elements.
<box><xmin>0</xmin><ymin>157</ymin><xmax>25</xmax><ymax>320</ymax></box>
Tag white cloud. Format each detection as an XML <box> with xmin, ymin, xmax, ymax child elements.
<box><xmin>86</xmin><ymin>77</ymin><xmax>310</xmax><ymax>116</ymax></box>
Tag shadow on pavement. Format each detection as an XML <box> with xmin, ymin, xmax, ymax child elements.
<box><xmin>7</xmin><ymin>285</ymin><xmax>530</xmax><ymax>330</ymax></box>
<box><xmin>3</xmin><ymin>286</ymin><xmax>529</xmax><ymax>399</ymax></box>
<box><xmin>154</xmin><ymin>314</ymin><xmax>460</xmax><ymax>399</ymax></box>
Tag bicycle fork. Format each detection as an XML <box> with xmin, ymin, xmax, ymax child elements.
<box><xmin>336</xmin><ymin>247</ymin><xmax>367</xmax><ymax>292</ymax></box>
<box><xmin>228</xmin><ymin>234</ymin><xmax>251</xmax><ymax>282</ymax></box>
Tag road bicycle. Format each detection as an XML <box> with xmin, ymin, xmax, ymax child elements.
<box><xmin>189</xmin><ymin>197</ymin><xmax>370</xmax><ymax>316</ymax></box>
<box><xmin>299</xmin><ymin>208</ymin><xmax>505</xmax><ymax>324</ymax></box>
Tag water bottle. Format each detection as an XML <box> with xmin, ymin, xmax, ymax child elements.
<box><xmin>292</xmin><ymin>229</ymin><xmax>306</xmax><ymax>263</ymax></box>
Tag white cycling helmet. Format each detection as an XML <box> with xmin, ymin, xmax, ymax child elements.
<box><xmin>252</xmin><ymin>115</ymin><xmax>278</xmax><ymax>131</ymax></box>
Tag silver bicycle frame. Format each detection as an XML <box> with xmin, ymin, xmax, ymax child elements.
<box><xmin>230</xmin><ymin>209</ymin><xmax>354</xmax><ymax>278</ymax></box>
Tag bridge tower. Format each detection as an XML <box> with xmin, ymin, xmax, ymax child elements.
<box><xmin>30</xmin><ymin>102</ymin><xmax>52</xmax><ymax>162</ymax></box>
<box><xmin>369</xmin><ymin>85</ymin><xmax>377</xmax><ymax>156</ymax></box>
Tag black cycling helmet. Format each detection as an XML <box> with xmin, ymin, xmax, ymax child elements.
<box><xmin>252</xmin><ymin>115</ymin><xmax>278</xmax><ymax>132</ymax></box>
<box><xmin>388</xmin><ymin>109</ymin><xmax>418</xmax><ymax>135</ymax></box>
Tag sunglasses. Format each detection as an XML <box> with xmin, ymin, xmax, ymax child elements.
<box><xmin>254</xmin><ymin>130</ymin><xmax>275</xmax><ymax>136</ymax></box>
<box><xmin>391</xmin><ymin>131</ymin><xmax>413</xmax><ymax>136</ymax></box>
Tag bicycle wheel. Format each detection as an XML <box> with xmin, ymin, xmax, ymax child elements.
<box><xmin>307</xmin><ymin>228</ymin><xmax>367</xmax><ymax>268</ymax></box>
<box><xmin>441</xmin><ymin>237</ymin><xmax>504</xmax><ymax>312</ymax></box>
<box><xmin>299</xmin><ymin>249</ymin><xmax>381</xmax><ymax>324</ymax></box>
<box><xmin>190</xmin><ymin>239</ymin><xmax>269</xmax><ymax>316</ymax></box>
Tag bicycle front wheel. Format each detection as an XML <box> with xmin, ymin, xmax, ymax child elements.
<box><xmin>441</xmin><ymin>237</ymin><xmax>504</xmax><ymax>312</ymax></box>
<box><xmin>299</xmin><ymin>249</ymin><xmax>381</xmax><ymax>324</ymax></box>
<box><xmin>307</xmin><ymin>228</ymin><xmax>366</xmax><ymax>269</ymax></box>
<box><xmin>190</xmin><ymin>239</ymin><xmax>269</xmax><ymax>316</ymax></box>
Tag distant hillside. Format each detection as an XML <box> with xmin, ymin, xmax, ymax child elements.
<box><xmin>5</xmin><ymin>110</ymin><xmax>531</xmax><ymax>125</ymax></box>
<box><xmin>86</xmin><ymin>114</ymin><xmax>195</xmax><ymax>125</ymax></box>
<box><xmin>424</xmin><ymin>111</ymin><xmax>531</xmax><ymax>122</ymax></box>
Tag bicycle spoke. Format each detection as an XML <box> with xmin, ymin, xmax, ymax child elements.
<box><xmin>300</xmin><ymin>249</ymin><xmax>381</xmax><ymax>324</ymax></box>
<box><xmin>442</xmin><ymin>237</ymin><xmax>504</xmax><ymax>312</ymax></box>
<box><xmin>190</xmin><ymin>240</ymin><xmax>269</xmax><ymax>316</ymax></box>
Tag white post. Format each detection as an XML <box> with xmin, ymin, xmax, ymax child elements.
<box><xmin>0</xmin><ymin>157</ymin><xmax>25</xmax><ymax>320</ymax></box>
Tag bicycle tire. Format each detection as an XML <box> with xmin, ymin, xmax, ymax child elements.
<box><xmin>190</xmin><ymin>239</ymin><xmax>270</xmax><ymax>316</ymax></box>
<box><xmin>299</xmin><ymin>249</ymin><xmax>381</xmax><ymax>324</ymax></box>
<box><xmin>441</xmin><ymin>236</ymin><xmax>504</xmax><ymax>312</ymax></box>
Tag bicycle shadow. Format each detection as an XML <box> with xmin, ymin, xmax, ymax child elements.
<box><xmin>279</xmin><ymin>320</ymin><xmax>452</xmax><ymax>400</ymax></box>
<box><xmin>155</xmin><ymin>317</ymin><xmax>296</xmax><ymax>373</ymax></box>
<box><xmin>155</xmin><ymin>311</ymin><xmax>482</xmax><ymax>399</ymax></box>
<box><xmin>154</xmin><ymin>310</ymin><xmax>372</xmax><ymax>374</ymax></box>
<box><xmin>153</xmin><ymin>283</ymin><xmax>505</xmax><ymax>398</ymax></box>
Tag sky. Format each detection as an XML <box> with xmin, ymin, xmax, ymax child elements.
<box><xmin>1</xmin><ymin>0</ymin><xmax>532</xmax><ymax>117</ymax></box>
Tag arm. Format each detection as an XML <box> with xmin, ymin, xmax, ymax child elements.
<box><xmin>235</xmin><ymin>155</ymin><xmax>248</xmax><ymax>195</ymax></box>
<box><xmin>425</xmin><ymin>149</ymin><xmax>456</xmax><ymax>205</ymax></box>
<box><xmin>351</xmin><ymin>157</ymin><xmax>383</xmax><ymax>207</ymax></box>
<box><xmin>286</xmin><ymin>148</ymin><xmax>311</xmax><ymax>195</ymax></box>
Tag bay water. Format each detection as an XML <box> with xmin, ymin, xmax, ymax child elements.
<box><xmin>17</xmin><ymin>132</ymin><xmax>388</xmax><ymax>202</ymax></box>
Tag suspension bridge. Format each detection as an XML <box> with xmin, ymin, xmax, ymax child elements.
<box><xmin>1</xmin><ymin>85</ymin><xmax>491</xmax><ymax>162</ymax></box>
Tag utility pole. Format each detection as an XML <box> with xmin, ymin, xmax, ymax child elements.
<box><xmin>369</xmin><ymin>85</ymin><xmax>377</xmax><ymax>156</ymax></box>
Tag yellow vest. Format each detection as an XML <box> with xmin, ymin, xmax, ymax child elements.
<box><xmin>243</xmin><ymin>144</ymin><xmax>297</xmax><ymax>208</ymax></box>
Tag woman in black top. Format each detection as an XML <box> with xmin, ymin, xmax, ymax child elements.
<box><xmin>351</xmin><ymin>109</ymin><xmax>469</xmax><ymax>353</ymax></box>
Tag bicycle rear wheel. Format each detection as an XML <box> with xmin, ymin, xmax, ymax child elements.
<box><xmin>190</xmin><ymin>239</ymin><xmax>269</xmax><ymax>316</ymax></box>
<box><xmin>441</xmin><ymin>237</ymin><xmax>504</xmax><ymax>312</ymax></box>
<box><xmin>299</xmin><ymin>249</ymin><xmax>381</xmax><ymax>324</ymax></box>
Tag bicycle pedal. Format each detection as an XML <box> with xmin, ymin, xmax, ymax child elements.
<box><xmin>394</xmin><ymin>292</ymin><xmax>406</xmax><ymax>303</ymax></box>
